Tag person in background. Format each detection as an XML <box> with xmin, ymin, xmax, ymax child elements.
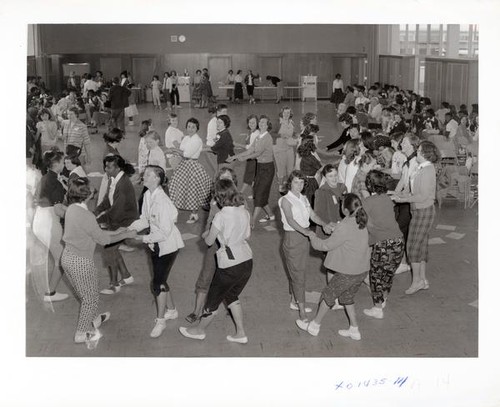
<box><xmin>326</xmin><ymin>113</ymin><xmax>353</xmax><ymax>151</ymax></box>
<box><xmin>206</xmin><ymin>104</ymin><xmax>228</xmax><ymax>147</ymax></box>
<box><xmin>233</xmin><ymin>70</ymin><xmax>244</xmax><ymax>104</ymax></box>
<box><xmin>244</xmin><ymin>70</ymin><xmax>257</xmax><ymax>104</ymax></box>
<box><xmin>226</xmin><ymin>70</ymin><xmax>235</xmax><ymax>102</ymax></box>
<box><xmin>129</xmin><ymin>165</ymin><xmax>185</xmax><ymax>338</ymax></box>
<box><xmin>108</xmin><ymin>77</ymin><xmax>131</xmax><ymax>133</ymax></box>
<box><xmin>164</xmin><ymin>113</ymin><xmax>184</xmax><ymax>171</ymax></box>
<box><xmin>125</xmin><ymin>84</ymin><xmax>139</xmax><ymax>126</ymax></box>
<box><xmin>192</xmin><ymin>70</ymin><xmax>202</xmax><ymax>108</ymax></box>
<box><xmin>151</xmin><ymin>75</ymin><xmax>162</xmax><ymax>110</ymax></box>
<box><xmin>211</xmin><ymin>114</ymin><xmax>235</xmax><ymax>170</ymax></box>
<box><xmin>273</xmin><ymin>106</ymin><xmax>297</xmax><ymax>192</ymax></box>
<box><xmin>36</xmin><ymin>108</ymin><xmax>59</xmax><ymax>154</ymax></box>
<box><xmin>331</xmin><ymin>73</ymin><xmax>344</xmax><ymax>109</ymax></box>
<box><xmin>169</xmin><ymin>70</ymin><xmax>181</xmax><ymax>109</ymax></box>
<box><xmin>162</xmin><ymin>72</ymin><xmax>172</xmax><ymax>110</ymax></box>
<box><xmin>62</xmin><ymin>107</ymin><xmax>92</xmax><ymax>168</ymax></box>
<box><xmin>266</xmin><ymin>75</ymin><xmax>282</xmax><ymax>104</ymax></box>
<box><xmin>239</xmin><ymin>114</ymin><xmax>259</xmax><ymax>198</ymax></box>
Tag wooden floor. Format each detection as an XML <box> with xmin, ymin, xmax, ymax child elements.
<box><xmin>25</xmin><ymin>100</ymin><xmax>478</xmax><ymax>357</ymax></box>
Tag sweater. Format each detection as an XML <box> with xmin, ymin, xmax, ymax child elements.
<box><xmin>363</xmin><ymin>194</ymin><xmax>403</xmax><ymax>246</ymax></box>
<box><xmin>63</xmin><ymin>204</ymin><xmax>111</xmax><ymax>259</ymax></box>
<box><xmin>309</xmin><ymin>216</ymin><xmax>370</xmax><ymax>275</ymax></box>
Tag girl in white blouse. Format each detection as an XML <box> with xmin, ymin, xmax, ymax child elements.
<box><xmin>129</xmin><ymin>166</ymin><xmax>185</xmax><ymax>338</ymax></box>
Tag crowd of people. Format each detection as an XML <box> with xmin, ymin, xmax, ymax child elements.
<box><xmin>25</xmin><ymin>70</ymin><xmax>478</xmax><ymax>349</ymax></box>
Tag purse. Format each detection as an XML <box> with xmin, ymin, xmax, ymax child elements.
<box><xmin>215</xmin><ymin>234</ymin><xmax>252</xmax><ymax>269</ymax></box>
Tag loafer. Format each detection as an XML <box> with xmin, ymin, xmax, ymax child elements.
<box><xmin>227</xmin><ymin>335</ymin><xmax>248</xmax><ymax>344</ymax></box>
<box><xmin>363</xmin><ymin>307</ymin><xmax>384</xmax><ymax>319</ymax></box>
<box><xmin>100</xmin><ymin>285</ymin><xmax>121</xmax><ymax>295</ymax></box>
<box><xmin>92</xmin><ymin>312</ymin><xmax>111</xmax><ymax>329</ymax></box>
<box><xmin>405</xmin><ymin>280</ymin><xmax>426</xmax><ymax>295</ymax></box>
<box><xmin>179</xmin><ymin>326</ymin><xmax>206</xmax><ymax>340</ymax></box>
<box><xmin>43</xmin><ymin>292</ymin><xmax>69</xmax><ymax>302</ymax></box>
<box><xmin>258</xmin><ymin>215</ymin><xmax>275</xmax><ymax>223</ymax></box>
<box><xmin>295</xmin><ymin>319</ymin><xmax>320</xmax><ymax>336</ymax></box>
<box><xmin>118</xmin><ymin>276</ymin><xmax>134</xmax><ymax>286</ymax></box>
<box><xmin>185</xmin><ymin>313</ymin><xmax>199</xmax><ymax>324</ymax></box>
<box><xmin>164</xmin><ymin>308</ymin><xmax>178</xmax><ymax>320</ymax></box>
<box><xmin>186</xmin><ymin>214</ymin><xmax>199</xmax><ymax>224</ymax></box>
<box><xmin>289</xmin><ymin>302</ymin><xmax>312</xmax><ymax>313</ymax></box>
<box><xmin>395</xmin><ymin>263</ymin><xmax>411</xmax><ymax>274</ymax></box>
<box><xmin>338</xmin><ymin>327</ymin><xmax>361</xmax><ymax>341</ymax></box>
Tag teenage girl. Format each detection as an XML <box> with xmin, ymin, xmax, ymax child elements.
<box><xmin>240</xmin><ymin>114</ymin><xmax>259</xmax><ymax>198</ymax></box>
<box><xmin>297</xmin><ymin>194</ymin><xmax>370</xmax><ymax>340</ymax></box>
<box><xmin>151</xmin><ymin>75</ymin><xmax>162</xmax><ymax>109</ymax></box>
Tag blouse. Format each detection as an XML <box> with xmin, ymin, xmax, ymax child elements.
<box><xmin>180</xmin><ymin>134</ymin><xmax>203</xmax><ymax>159</ymax></box>
<box><xmin>206</xmin><ymin>117</ymin><xmax>218</xmax><ymax>147</ymax></box>
<box><xmin>212</xmin><ymin>205</ymin><xmax>251</xmax><ymax>251</ymax></box>
<box><xmin>333</xmin><ymin>79</ymin><xmax>344</xmax><ymax>91</ymax></box>
<box><xmin>278</xmin><ymin>191</ymin><xmax>311</xmax><ymax>231</ymax></box>
<box><xmin>37</xmin><ymin>120</ymin><xmax>58</xmax><ymax>147</ymax></box>
<box><xmin>338</xmin><ymin>157</ymin><xmax>359</xmax><ymax>193</ymax></box>
<box><xmin>239</xmin><ymin>132</ymin><xmax>274</xmax><ymax>163</ymax></box>
<box><xmin>145</xmin><ymin>146</ymin><xmax>167</xmax><ymax>172</ymax></box>
<box><xmin>129</xmin><ymin>187</ymin><xmax>184</xmax><ymax>256</ymax></box>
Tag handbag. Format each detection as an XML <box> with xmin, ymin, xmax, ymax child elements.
<box><xmin>215</xmin><ymin>234</ymin><xmax>252</xmax><ymax>269</ymax></box>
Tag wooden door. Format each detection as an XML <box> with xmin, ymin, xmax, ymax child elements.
<box><xmin>132</xmin><ymin>57</ymin><xmax>157</xmax><ymax>88</ymax></box>
<box><xmin>208</xmin><ymin>56</ymin><xmax>232</xmax><ymax>100</ymax></box>
<box><xmin>99</xmin><ymin>57</ymin><xmax>122</xmax><ymax>82</ymax></box>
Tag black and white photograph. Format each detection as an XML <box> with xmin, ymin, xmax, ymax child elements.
<box><xmin>2</xmin><ymin>0</ymin><xmax>500</xmax><ymax>406</ymax></box>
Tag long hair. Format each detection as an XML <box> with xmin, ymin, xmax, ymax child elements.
<box><xmin>214</xmin><ymin>179</ymin><xmax>244</xmax><ymax>208</ymax></box>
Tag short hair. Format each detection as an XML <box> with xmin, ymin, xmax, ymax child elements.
<box><xmin>259</xmin><ymin>115</ymin><xmax>272</xmax><ymax>131</ymax></box>
<box><xmin>141</xmin><ymin>119</ymin><xmax>152</xmax><ymax>127</ymax></box>
<box><xmin>103</xmin><ymin>128</ymin><xmax>124</xmax><ymax>143</ymax></box>
<box><xmin>342</xmin><ymin>193</ymin><xmax>367</xmax><ymax>229</ymax></box>
<box><xmin>321</xmin><ymin>163</ymin><xmax>339</xmax><ymax>178</ymax></box>
<box><xmin>343</xmin><ymin>139</ymin><xmax>360</xmax><ymax>164</ymax></box>
<box><xmin>216</xmin><ymin>103</ymin><xmax>227</xmax><ymax>112</ymax></box>
<box><xmin>404</xmin><ymin>133</ymin><xmax>421</xmax><ymax>151</ymax></box>
<box><xmin>215</xmin><ymin>166</ymin><xmax>238</xmax><ymax>186</ymax></box>
<box><xmin>144</xmin><ymin>165</ymin><xmax>167</xmax><ymax>186</ymax></box>
<box><xmin>246</xmin><ymin>114</ymin><xmax>258</xmax><ymax>130</ymax></box>
<box><xmin>418</xmin><ymin>141</ymin><xmax>440</xmax><ymax>163</ymax></box>
<box><xmin>64</xmin><ymin>155</ymin><xmax>81</xmax><ymax>166</ymax></box>
<box><xmin>38</xmin><ymin>108</ymin><xmax>52</xmax><ymax>121</ymax></box>
<box><xmin>217</xmin><ymin>114</ymin><xmax>231</xmax><ymax>129</ymax></box>
<box><xmin>346</xmin><ymin>106</ymin><xmax>357</xmax><ymax>115</ymax></box>
<box><xmin>145</xmin><ymin>130</ymin><xmax>161</xmax><ymax>142</ymax></box>
<box><xmin>335</xmin><ymin>73</ymin><xmax>341</xmax><ymax>79</ymax></box>
<box><xmin>103</xmin><ymin>154</ymin><xmax>126</xmax><ymax>171</ymax></box>
<box><xmin>279</xmin><ymin>106</ymin><xmax>293</xmax><ymax>119</ymax></box>
<box><xmin>285</xmin><ymin>170</ymin><xmax>307</xmax><ymax>192</ymax></box>
<box><xmin>338</xmin><ymin>113</ymin><xmax>353</xmax><ymax>125</ymax></box>
<box><xmin>67</xmin><ymin>177</ymin><xmax>93</xmax><ymax>204</ymax></box>
<box><xmin>365</xmin><ymin>170</ymin><xmax>391</xmax><ymax>194</ymax></box>
<box><xmin>214</xmin><ymin>178</ymin><xmax>244</xmax><ymax>208</ymax></box>
<box><xmin>43</xmin><ymin>149</ymin><xmax>64</xmax><ymax>170</ymax></box>
<box><xmin>186</xmin><ymin>117</ymin><xmax>200</xmax><ymax>131</ymax></box>
<box><xmin>301</xmin><ymin>112</ymin><xmax>317</xmax><ymax>127</ymax></box>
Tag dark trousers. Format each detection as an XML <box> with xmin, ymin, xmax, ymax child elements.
<box><xmin>170</xmin><ymin>88</ymin><xmax>180</xmax><ymax>106</ymax></box>
<box><xmin>151</xmin><ymin>249</ymin><xmax>178</xmax><ymax>296</ymax></box>
<box><xmin>110</xmin><ymin>108</ymin><xmax>125</xmax><ymax>132</ymax></box>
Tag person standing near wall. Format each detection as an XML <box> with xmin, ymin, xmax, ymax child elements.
<box><xmin>108</xmin><ymin>77</ymin><xmax>131</xmax><ymax>133</ymax></box>
<box><xmin>331</xmin><ymin>73</ymin><xmax>345</xmax><ymax>109</ymax></box>
<box><xmin>266</xmin><ymin>75</ymin><xmax>282</xmax><ymax>104</ymax></box>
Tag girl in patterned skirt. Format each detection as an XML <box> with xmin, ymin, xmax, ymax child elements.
<box><xmin>362</xmin><ymin>170</ymin><xmax>405</xmax><ymax>319</ymax></box>
<box><xmin>167</xmin><ymin>118</ymin><xmax>212</xmax><ymax>223</ymax></box>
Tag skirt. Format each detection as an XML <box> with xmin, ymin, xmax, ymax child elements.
<box><xmin>331</xmin><ymin>88</ymin><xmax>345</xmax><ymax>104</ymax></box>
<box><xmin>407</xmin><ymin>205</ymin><xmax>435</xmax><ymax>263</ymax></box>
<box><xmin>169</xmin><ymin>159</ymin><xmax>213</xmax><ymax>211</ymax></box>
<box><xmin>124</xmin><ymin>104</ymin><xmax>138</xmax><ymax>117</ymax></box>
<box><xmin>253</xmin><ymin>161</ymin><xmax>275</xmax><ymax>207</ymax></box>
<box><xmin>243</xmin><ymin>159</ymin><xmax>257</xmax><ymax>185</ymax></box>
<box><xmin>234</xmin><ymin>82</ymin><xmax>244</xmax><ymax>100</ymax></box>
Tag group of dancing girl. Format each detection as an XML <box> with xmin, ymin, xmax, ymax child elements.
<box><xmin>26</xmin><ymin>75</ymin><xmax>477</xmax><ymax>349</ymax></box>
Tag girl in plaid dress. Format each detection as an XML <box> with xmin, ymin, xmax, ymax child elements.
<box><xmin>167</xmin><ymin>118</ymin><xmax>212</xmax><ymax>223</ymax></box>
<box><xmin>392</xmin><ymin>141</ymin><xmax>439</xmax><ymax>294</ymax></box>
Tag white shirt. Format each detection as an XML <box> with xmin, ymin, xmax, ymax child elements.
<box><xmin>164</xmin><ymin>126</ymin><xmax>184</xmax><ymax>157</ymax></box>
<box><xmin>180</xmin><ymin>134</ymin><xmax>203</xmax><ymax>159</ymax></box>
<box><xmin>391</xmin><ymin>151</ymin><xmax>406</xmax><ymax>177</ymax></box>
<box><xmin>333</xmin><ymin>79</ymin><xmax>344</xmax><ymax>91</ymax></box>
<box><xmin>129</xmin><ymin>187</ymin><xmax>185</xmax><ymax>256</ymax></box>
<box><xmin>369</xmin><ymin>103</ymin><xmax>383</xmax><ymax>122</ymax></box>
<box><xmin>108</xmin><ymin>171</ymin><xmax>124</xmax><ymax>206</ymax></box>
<box><xmin>246</xmin><ymin>129</ymin><xmax>260</xmax><ymax>149</ymax></box>
<box><xmin>410</xmin><ymin>161</ymin><xmax>432</xmax><ymax>194</ymax></box>
<box><xmin>446</xmin><ymin>119</ymin><xmax>459</xmax><ymax>138</ymax></box>
<box><xmin>396</xmin><ymin>156</ymin><xmax>418</xmax><ymax>193</ymax></box>
<box><xmin>212</xmin><ymin>206</ymin><xmax>251</xmax><ymax>249</ymax></box>
<box><xmin>278</xmin><ymin>191</ymin><xmax>311</xmax><ymax>231</ymax></box>
<box><xmin>70</xmin><ymin>166</ymin><xmax>87</xmax><ymax>178</ymax></box>
<box><xmin>338</xmin><ymin>157</ymin><xmax>359</xmax><ymax>193</ymax></box>
<box><xmin>83</xmin><ymin>79</ymin><xmax>98</xmax><ymax>97</ymax></box>
<box><xmin>206</xmin><ymin>117</ymin><xmax>218</xmax><ymax>147</ymax></box>
<box><xmin>146</xmin><ymin>146</ymin><xmax>167</xmax><ymax>172</ymax></box>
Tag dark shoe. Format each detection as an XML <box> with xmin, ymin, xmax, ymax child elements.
<box><xmin>185</xmin><ymin>313</ymin><xmax>199</xmax><ymax>324</ymax></box>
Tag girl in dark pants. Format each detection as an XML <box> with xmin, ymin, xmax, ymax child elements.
<box><xmin>179</xmin><ymin>179</ymin><xmax>253</xmax><ymax>343</ymax></box>
<box><xmin>185</xmin><ymin>167</ymin><xmax>239</xmax><ymax>323</ymax></box>
<box><xmin>128</xmin><ymin>166</ymin><xmax>185</xmax><ymax>338</ymax></box>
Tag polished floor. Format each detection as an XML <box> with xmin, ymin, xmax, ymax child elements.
<box><xmin>25</xmin><ymin>99</ymin><xmax>478</xmax><ymax>357</ymax></box>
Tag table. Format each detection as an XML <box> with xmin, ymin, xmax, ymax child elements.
<box><xmin>130</xmin><ymin>87</ymin><xmax>143</xmax><ymax>104</ymax></box>
<box><xmin>253</xmin><ymin>86</ymin><xmax>278</xmax><ymax>102</ymax></box>
<box><xmin>283</xmin><ymin>86</ymin><xmax>304</xmax><ymax>101</ymax></box>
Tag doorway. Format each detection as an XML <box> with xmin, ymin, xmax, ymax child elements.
<box><xmin>208</xmin><ymin>56</ymin><xmax>232</xmax><ymax>100</ymax></box>
<box><xmin>132</xmin><ymin>57</ymin><xmax>157</xmax><ymax>88</ymax></box>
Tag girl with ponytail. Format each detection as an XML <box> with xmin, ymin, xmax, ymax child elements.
<box><xmin>297</xmin><ymin>193</ymin><xmax>370</xmax><ymax>342</ymax></box>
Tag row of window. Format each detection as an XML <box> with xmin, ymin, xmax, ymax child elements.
<box><xmin>399</xmin><ymin>24</ymin><xmax>478</xmax><ymax>58</ymax></box>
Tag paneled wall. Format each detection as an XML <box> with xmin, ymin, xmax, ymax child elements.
<box><xmin>47</xmin><ymin>52</ymin><xmax>367</xmax><ymax>98</ymax></box>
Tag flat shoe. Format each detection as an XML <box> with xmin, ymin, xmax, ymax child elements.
<box><xmin>405</xmin><ymin>280</ymin><xmax>425</xmax><ymax>295</ymax></box>
<box><xmin>179</xmin><ymin>326</ymin><xmax>206</xmax><ymax>340</ymax></box>
<box><xmin>258</xmin><ymin>215</ymin><xmax>275</xmax><ymax>223</ymax></box>
<box><xmin>423</xmin><ymin>279</ymin><xmax>430</xmax><ymax>289</ymax></box>
<box><xmin>92</xmin><ymin>312</ymin><xmax>111</xmax><ymax>329</ymax></box>
<box><xmin>289</xmin><ymin>302</ymin><xmax>312</xmax><ymax>313</ymax></box>
<box><xmin>227</xmin><ymin>335</ymin><xmax>248</xmax><ymax>344</ymax></box>
<box><xmin>185</xmin><ymin>313</ymin><xmax>199</xmax><ymax>324</ymax></box>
